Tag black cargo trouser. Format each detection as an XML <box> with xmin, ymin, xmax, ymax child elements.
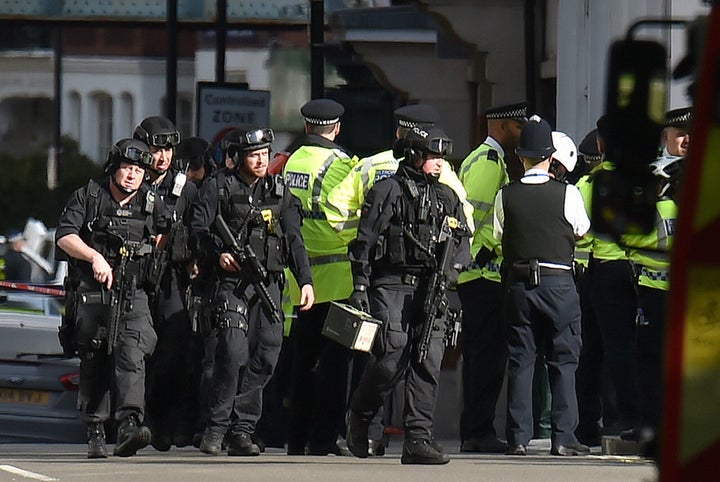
<box><xmin>205</xmin><ymin>277</ymin><xmax>283</xmax><ymax>437</ymax></box>
<box><xmin>76</xmin><ymin>287</ymin><xmax>156</xmax><ymax>424</ymax></box>
<box><xmin>350</xmin><ymin>277</ymin><xmax>445</xmax><ymax>441</ymax></box>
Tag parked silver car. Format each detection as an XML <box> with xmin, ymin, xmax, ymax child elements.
<box><xmin>0</xmin><ymin>294</ymin><xmax>85</xmax><ymax>443</ymax></box>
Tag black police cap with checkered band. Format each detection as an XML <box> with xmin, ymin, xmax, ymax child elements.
<box><xmin>300</xmin><ymin>99</ymin><xmax>345</xmax><ymax>125</ymax></box>
<box><xmin>394</xmin><ymin>104</ymin><xmax>439</xmax><ymax>128</ymax></box>
<box><xmin>665</xmin><ymin>107</ymin><xmax>692</xmax><ymax>129</ymax></box>
<box><xmin>485</xmin><ymin>101</ymin><xmax>528</xmax><ymax>122</ymax></box>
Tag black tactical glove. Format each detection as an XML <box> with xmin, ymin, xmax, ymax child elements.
<box><xmin>474</xmin><ymin>246</ymin><xmax>495</xmax><ymax>268</ymax></box>
<box><xmin>348</xmin><ymin>285</ymin><xmax>370</xmax><ymax>313</ymax></box>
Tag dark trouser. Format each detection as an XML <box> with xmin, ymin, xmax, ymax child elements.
<box><xmin>287</xmin><ymin>302</ymin><xmax>352</xmax><ymax>451</ymax></box>
<box><xmin>206</xmin><ymin>278</ymin><xmax>283</xmax><ymax>436</ymax></box>
<box><xmin>146</xmin><ymin>266</ymin><xmax>197</xmax><ymax>441</ymax></box>
<box><xmin>504</xmin><ymin>273</ymin><xmax>582</xmax><ymax>447</ymax></box>
<box><xmin>636</xmin><ymin>284</ymin><xmax>666</xmax><ymax>431</ymax></box>
<box><xmin>589</xmin><ymin>259</ymin><xmax>639</xmax><ymax>429</ymax></box>
<box><xmin>196</xmin><ymin>328</ymin><xmax>219</xmax><ymax>435</ymax></box>
<box><xmin>76</xmin><ymin>289</ymin><xmax>157</xmax><ymax>423</ymax></box>
<box><xmin>350</xmin><ymin>279</ymin><xmax>445</xmax><ymax>440</ymax></box>
<box><xmin>457</xmin><ymin>277</ymin><xmax>507</xmax><ymax>441</ymax></box>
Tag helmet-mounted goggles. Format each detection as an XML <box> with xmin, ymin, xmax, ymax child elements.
<box><xmin>223</xmin><ymin>128</ymin><xmax>275</xmax><ymax>151</ymax></box>
<box><xmin>111</xmin><ymin>144</ymin><xmax>154</xmax><ymax>168</ymax></box>
<box><xmin>425</xmin><ymin>136</ymin><xmax>453</xmax><ymax>157</ymax></box>
<box><xmin>135</xmin><ymin>125</ymin><xmax>181</xmax><ymax>148</ymax></box>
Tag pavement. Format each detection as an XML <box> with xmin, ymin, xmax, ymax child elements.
<box><xmin>0</xmin><ymin>439</ymin><xmax>658</xmax><ymax>482</ymax></box>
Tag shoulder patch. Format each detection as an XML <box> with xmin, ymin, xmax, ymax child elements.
<box><xmin>487</xmin><ymin>149</ymin><xmax>499</xmax><ymax>162</ymax></box>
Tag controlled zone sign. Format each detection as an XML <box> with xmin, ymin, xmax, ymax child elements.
<box><xmin>196</xmin><ymin>82</ymin><xmax>270</xmax><ymax>143</ymax></box>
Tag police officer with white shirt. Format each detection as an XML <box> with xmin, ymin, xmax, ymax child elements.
<box><xmin>494</xmin><ymin>116</ymin><xmax>591</xmax><ymax>457</ymax></box>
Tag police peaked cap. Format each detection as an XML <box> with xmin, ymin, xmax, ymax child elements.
<box><xmin>665</xmin><ymin>107</ymin><xmax>692</xmax><ymax>129</ymax></box>
<box><xmin>300</xmin><ymin>99</ymin><xmax>344</xmax><ymax>125</ymax></box>
<box><xmin>515</xmin><ymin>115</ymin><xmax>555</xmax><ymax>158</ymax></box>
<box><xmin>578</xmin><ymin>129</ymin><xmax>602</xmax><ymax>161</ymax></box>
<box><xmin>485</xmin><ymin>101</ymin><xmax>528</xmax><ymax>122</ymax></box>
<box><xmin>394</xmin><ymin>104</ymin><xmax>439</xmax><ymax>128</ymax></box>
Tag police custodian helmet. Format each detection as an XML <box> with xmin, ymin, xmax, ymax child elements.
<box><xmin>393</xmin><ymin>125</ymin><xmax>454</xmax><ymax>162</ymax></box>
<box><xmin>133</xmin><ymin>116</ymin><xmax>181</xmax><ymax>148</ymax></box>
<box><xmin>515</xmin><ymin>115</ymin><xmax>555</xmax><ymax>159</ymax></box>
<box><xmin>104</xmin><ymin>138</ymin><xmax>154</xmax><ymax>175</ymax></box>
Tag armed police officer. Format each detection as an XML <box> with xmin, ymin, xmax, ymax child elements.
<box><xmin>133</xmin><ymin>116</ymin><xmax>200</xmax><ymax>450</ymax></box>
<box><xmin>345</xmin><ymin>125</ymin><xmax>471</xmax><ymax>465</ymax></box>
<box><xmin>56</xmin><ymin>138</ymin><xmax>171</xmax><ymax>459</ymax></box>
<box><xmin>190</xmin><ymin>127</ymin><xmax>314</xmax><ymax>456</ymax></box>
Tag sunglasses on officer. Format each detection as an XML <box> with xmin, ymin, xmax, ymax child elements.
<box><xmin>111</xmin><ymin>144</ymin><xmax>154</xmax><ymax>168</ymax></box>
<box><xmin>135</xmin><ymin>125</ymin><xmax>181</xmax><ymax>147</ymax></box>
<box><xmin>426</xmin><ymin>137</ymin><xmax>453</xmax><ymax>157</ymax></box>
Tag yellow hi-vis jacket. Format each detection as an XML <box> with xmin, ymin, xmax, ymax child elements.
<box><xmin>457</xmin><ymin>139</ymin><xmax>507</xmax><ymax>284</ymax></box>
<box><xmin>623</xmin><ymin>198</ymin><xmax>677</xmax><ymax>291</ymax></box>
<box><xmin>576</xmin><ymin>160</ymin><xmax>629</xmax><ymax>261</ymax></box>
<box><xmin>324</xmin><ymin>149</ymin><xmax>474</xmax><ymax>245</ymax></box>
<box><xmin>283</xmin><ymin>144</ymin><xmax>358</xmax><ymax>304</ymax></box>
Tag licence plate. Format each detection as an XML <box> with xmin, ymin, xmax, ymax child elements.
<box><xmin>0</xmin><ymin>388</ymin><xmax>50</xmax><ymax>406</ymax></box>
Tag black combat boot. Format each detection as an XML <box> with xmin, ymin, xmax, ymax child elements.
<box><xmin>346</xmin><ymin>410</ymin><xmax>371</xmax><ymax>458</ymax></box>
<box><xmin>199</xmin><ymin>428</ymin><xmax>224</xmax><ymax>455</ymax></box>
<box><xmin>87</xmin><ymin>422</ymin><xmax>108</xmax><ymax>459</ymax></box>
<box><xmin>401</xmin><ymin>438</ymin><xmax>450</xmax><ymax>465</ymax></box>
<box><xmin>113</xmin><ymin>414</ymin><xmax>152</xmax><ymax>457</ymax></box>
<box><xmin>227</xmin><ymin>432</ymin><xmax>261</xmax><ymax>456</ymax></box>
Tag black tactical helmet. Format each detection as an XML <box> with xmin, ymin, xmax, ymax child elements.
<box><xmin>176</xmin><ymin>136</ymin><xmax>211</xmax><ymax>170</ymax></box>
<box><xmin>104</xmin><ymin>138</ymin><xmax>153</xmax><ymax>174</ymax></box>
<box><xmin>133</xmin><ymin>116</ymin><xmax>181</xmax><ymax>148</ymax></box>
<box><xmin>393</xmin><ymin>125</ymin><xmax>453</xmax><ymax>161</ymax></box>
<box><xmin>223</xmin><ymin>127</ymin><xmax>274</xmax><ymax>162</ymax></box>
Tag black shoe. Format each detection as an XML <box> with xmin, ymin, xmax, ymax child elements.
<box><xmin>251</xmin><ymin>434</ymin><xmax>266</xmax><ymax>453</ymax></box>
<box><xmin>227</xmin><ymin>432</ymin><xmax>261</xmax><ymax>456</ymax></box>
<box><xmin>619</xmin><ymin>427</ymin><xmax>642</xmax><ymax>441</ymax></box>
<box><xmin>551</xmin><ymin>443</ymin><xmax>591</xmax><ymax>456</ymax></box>
<box><xmin>461</xmin><ymin>435</ymin><xmax>508</xmax><ymax>453</ymax></box>
<box><xmin>368</xmin><ymin>439</ymin><xmax>385</xmax><ymax>457</ymax></box>
<box><xmin>87</xmin><ymin>422</ymin><xmax>108</xmax><ymax>459</ymax></box>
<box><xmin>506</xmin><ymin>444</ymin><xmax>527</xmax><ymax>456</ymax></box>
<box><xmin>401</xmin><ymin>438</ymin><xmax>450</xmax><ymax>465</ymax></box>
<box><xmin>192</xmin><ymin>432</ymin><xmax>203</xmax><ymax>449</ymax></box>
<box><xmin>199</xmin><ymin>429</ymin><xmax>224</xmax><ymax>455</ymax></box>
<box><xmin>113</xmin><ymin>415</ymin><xmax>151</xmax><ymax>457</ymax></box>
<box><xmin>151</xmin><ymin>431</ymin><xmax>172</xmax><ymax>452</ymax></box>
<box><xmin>346</xmin><ymin>410</ymin><xmax>371</xmax><ymax>458</ymax></box>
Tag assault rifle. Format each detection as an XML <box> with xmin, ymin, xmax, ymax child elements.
<box><xmin>214</xmin><ymin>215</ymin><xmax>284</xmax><ymax>325</ymax></box>
<box><xmin>105</xmin><ymin>243</ymin><xmax>138</xmax><ymax>355</ymax></box>
<box><xmin>417</xmin><ymin>216</ymin><xmax>465</xmax><ymax>363</ymax></box>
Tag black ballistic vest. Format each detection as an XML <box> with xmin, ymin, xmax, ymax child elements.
<box><xmin>217</xmin><ymin>171</ymin><xmax>287</xmax><ymax>273</ymax></box>
<box><xmin>381</xmin><ymin>171</ymin><xmax>446</xmax><ymax>271</ymax></box>
<box><xmin>501</xmin><ymin>178</ymin><xmax>575</xmax><ymax>266</ymax></box>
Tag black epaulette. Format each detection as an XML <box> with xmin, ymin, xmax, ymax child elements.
<box><xmin>487</xmin><ymin>149</ymin><xmax>499</xmax><ymax>162</ymax></box>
